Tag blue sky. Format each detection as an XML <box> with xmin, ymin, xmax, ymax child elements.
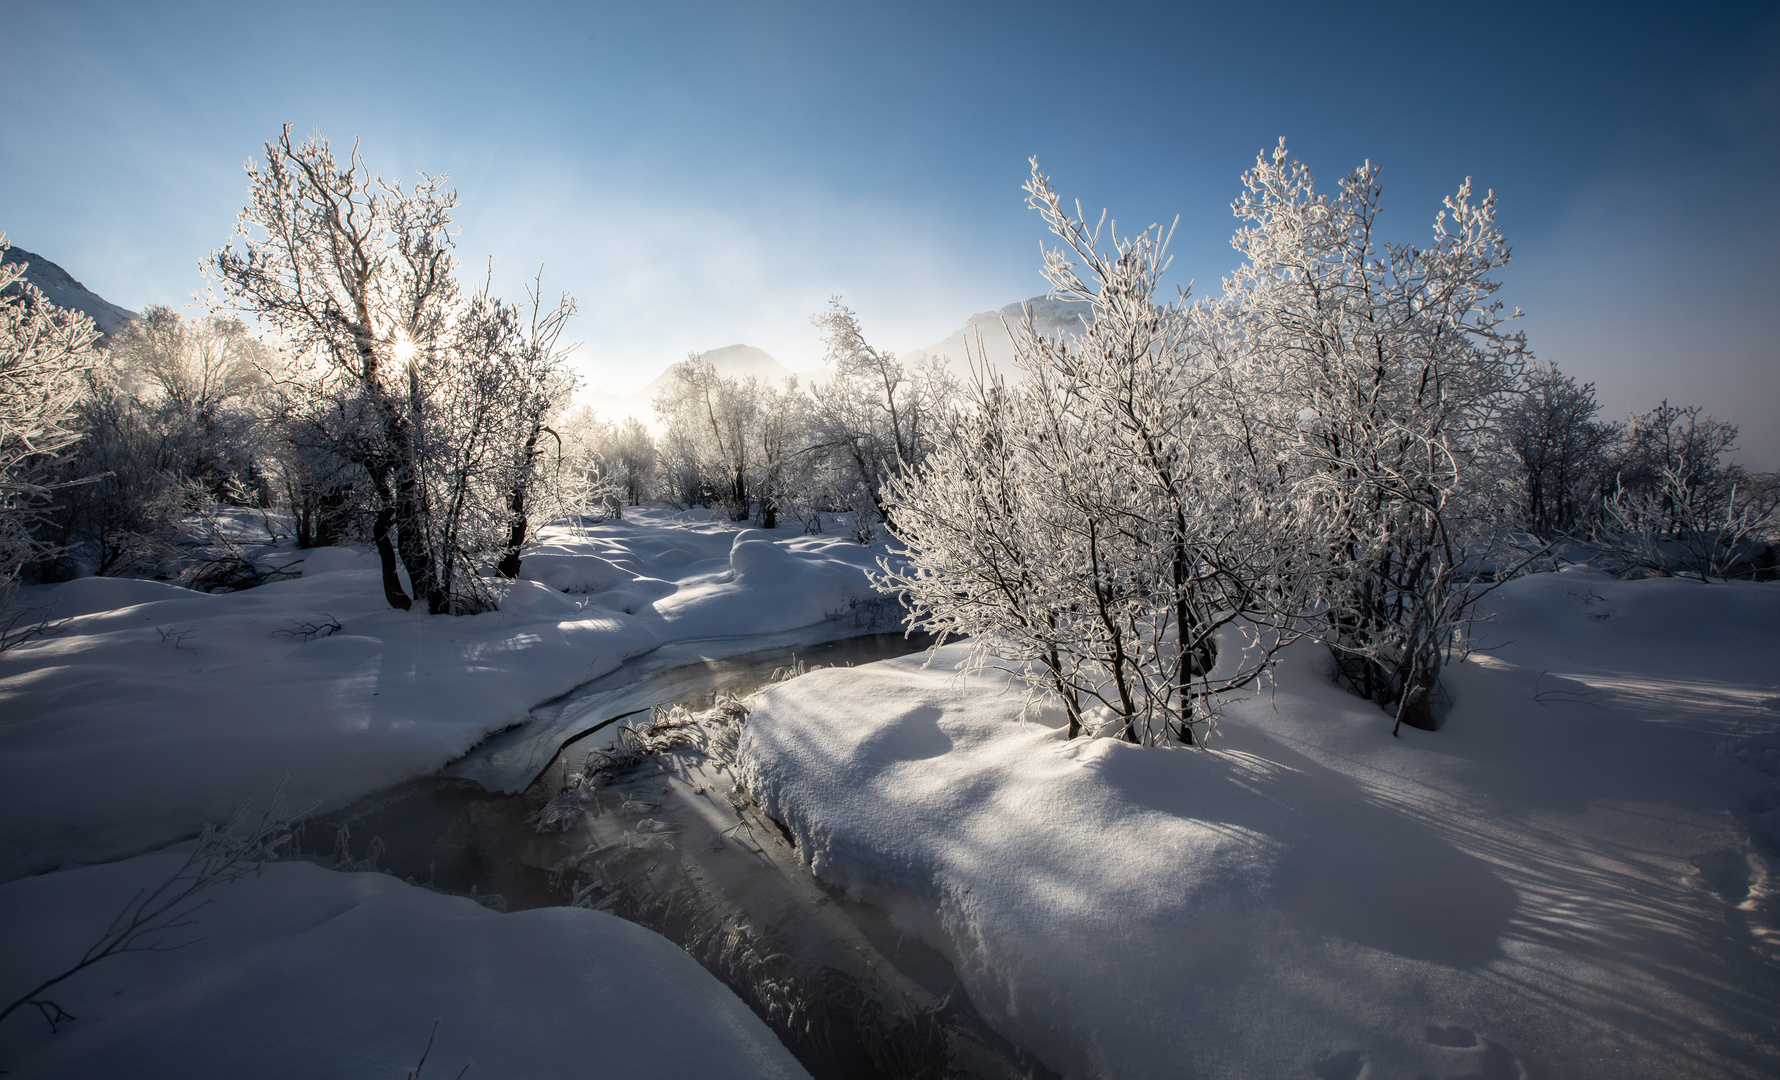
<box><xmin>3</xmin><ymin>0</ymin><xmax>1776</xmax><ymax>464</ymax></box>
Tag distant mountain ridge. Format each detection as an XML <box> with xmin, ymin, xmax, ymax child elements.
<box><xmin>640</xmin><ymin>343</ymin><xmax>793</xmax><ymax>398</ymax></box>
<box><xmin>905</xmin><ymin>296</ymin><xmax>1093</xmax><ymax>378</ymax></box>
<box><xmin>575</xmin><ymin>297</ymin><xmax>1094</xmax><ymax>430</ymax></box>
<box><xmin>0</xmin><ymin>244</ymin><xmax>139</xmax><ymax>338</ymax></box>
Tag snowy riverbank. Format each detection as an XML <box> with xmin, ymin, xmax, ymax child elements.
<box><xmin>0</xmin><ymin>508</ymin><xmax>887</xmax><ymax>881</ymax></box>
<box><xmin>738</xmin><ymin>568</ymin><xmax>1780</xmax><ymax>1079</ymax></box>
<box><xmin>1</xmin><ymin>510</ymin><xmax>892</xmax><ymax>1078</ymax></box>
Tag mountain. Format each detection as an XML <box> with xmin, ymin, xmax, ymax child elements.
<box><xmin>640</xmin><ymin>343</ymin><xmax>794</xmax><ymax>399</ymax></box>
<box><xmin>0</xmin><ymin>244</ymin><xmax>140</xmax><ymax>338</ymax></box>
<box><xmin>577</xmin><ymin>297</ymin><xmax>1092</xmax><ymax>431</ymax></box>
<box><xmin>582</xmin><ymin>343</ymin><xmax>797</xmax><ymax>431</ymax></box>
<box><xmin>905</xmin><ymin>296</ymin><xmax>1093</xmax><ymax>378</ymax></box>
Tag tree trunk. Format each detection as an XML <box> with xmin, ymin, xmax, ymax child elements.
<box><xmin>366</xmin><ymin>463</ymin><xmax>412</xmax><ymax>610</ymax></box>
<box><xmin>496</xmin><ymin>483</ymin><xmax>527</xmax><ymax>579</ymax></box>
<box><xmin>393</xmin><ymin>464</ymin><xmax>444</xmax><ymax>613</ymax></box>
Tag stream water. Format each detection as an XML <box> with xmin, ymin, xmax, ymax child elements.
<box><xmin>304</xmin><ymin>632</ymin><xmax>931</xmax><ymax>903</ymax></box>
<box><xmin>298</xmin><ymin>631</ymin><xmax>1049</xmax><ymax>1079</ymax></box>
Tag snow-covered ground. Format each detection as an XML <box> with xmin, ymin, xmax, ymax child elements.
<box><xmin>0</xmin><ymin>852</ymin><xmax>808</xmax><ymax>1079</ymax></box>
<box><xmin>0</xmin><ymin>509</ymin><xmax>892</xmax><ymax>1078</ymax></box>
<box><xmin>8</xmin><ymin>519</ymin><xmax>1777</xmax><ymax>1079</ymax></box>
<box><xmin>739</xmin><ymin>568</ymin><xmax>1780</xmax><ymax>1079</ymax></box>
<box><xmin>0</xmin><ymin>508</ymin><xmax>884</xmax><ymax>881</ymax></box>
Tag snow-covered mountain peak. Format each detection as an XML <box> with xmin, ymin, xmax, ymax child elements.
<box><xmin>906</xmin><ymin>294</ymin><xmax>1093</xmax><ymax>377</ymax></box>
<box><xmin>0</xmin><ymin>244</ymin><xmax>140</xmax><ymax>338</ymax></box>
<box><xmin>639</xmin><ymin>343</ymin><xmax>795</xmax><ymax>399</ymax></box>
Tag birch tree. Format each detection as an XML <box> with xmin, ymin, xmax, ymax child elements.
<box><xmin>653</xmin><ymin>355</ymin><xmax>758</xmax><ymax>520</ymax></box>
<box><xmin>210</xmin><ymin>125</ymin><xmax>460</xmax><ymax>611</ymax></box>
<box><xmin>211</xmin><ymin>127</ymin><xmax>579</xmax><ymax>611</ymax></box>
<box><xmin>1603</xmin><ymin>402</ymin><xmax>1776</xmax><ymax>580</ymax></box>
<box><xmin>809</xmin><ymin>300</ymin><xmax>953</xmax><ymax>527</ymax></box>
<box><xmin>1502</xmin><ymin>362</ymin><xmax>1619</xmax><ymax>539</ymax></box>
<box><xmin>1224</xmin><ymin>140</ymin><xmax>1529</xmax><ymax>730</ymax></box>
<box><xmin>883</xmin><ymin>162</ymin><xmax>1306</xmax><ymax>745</ymax></box>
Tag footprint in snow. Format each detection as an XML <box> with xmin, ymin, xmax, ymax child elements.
<box><xmin>1310</xmin><ymin>1047</ymin><xmax>1367</xmax><ymax>1080</ymax></box>
<box><xmin>1422</xmin><ymin>1024</ymin><xmax>1526</xmax><ymax>1080</ymax></box>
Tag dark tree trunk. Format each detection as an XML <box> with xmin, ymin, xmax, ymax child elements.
<box><xmin>294</xmin><ymin>500</ymin><xmax>314</xmax><ymax>549</ymax></box>
<box><xmin>393</xmin><ymin>464</ymin><xmax>444</xmax><ymax>614</ymax></box>
<box><xmin>367</xmin><ymin>463</ymin><xmax>412</xmax><ymax>611</ymax></box>
<box><xmin>496</xmin><ymin>482</ymin><xmax>527</xmax><ymax>580</ymax></box>
<box><xmin>372</xmin><ymin>509</ymin><xmax>410</xmax><ymax>611</ymax></box>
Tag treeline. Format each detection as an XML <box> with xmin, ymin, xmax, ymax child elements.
<box><xmin>634</xmin><ymin>299</ymin><xmax>952</xmax><ymax>538</ymax></box>
<box><xmin>0</xmin><ymin>126</ymin><xmax>957</xmax><ymax>626</ymax></box>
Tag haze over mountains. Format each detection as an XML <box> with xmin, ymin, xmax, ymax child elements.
<box><xmin>583</xmin><ymin>296</ymin><xmax>1093</xmax><ymax>429</ymax></box>
<box><xmin>0</xmin><ymin>240</ymin><xmax>1095</xmax><ymax>431</ymax></box>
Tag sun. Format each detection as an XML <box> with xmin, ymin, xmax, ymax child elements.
<box><xmin>391</xmin><ymin>332</ymin><xmax>416</xmax><ymax>362</ymax></box>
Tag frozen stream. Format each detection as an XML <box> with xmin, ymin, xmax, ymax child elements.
<box><xmin>303</xmin><ymin>631</ymin><xmax>932</xmax><ymax>909</ymax></box>
<box><xmin>300</xmin><ymin>630</ymin><xmax>1048</xmax><ymax>1079</ymax></box>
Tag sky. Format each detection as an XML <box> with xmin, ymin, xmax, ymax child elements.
<box><xmin>2</xmin><ymin>0</ymin><xmax>1776</xmax><ymax>465</ymax></box>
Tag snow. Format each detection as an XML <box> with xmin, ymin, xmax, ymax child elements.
<box><xmin>10</xmin><ymin>501</ymin><xmax>1775</xmax><ymax>1077</ymax></box>
<box><xmin>738</xmin><ymin>569</ymin><xmax>1780</xmax><ymax>1079</ymax></box>
<box><xmin>0</xmin><ymin>852</ymin><xmax>808</xmax><ymax>1079</ymax></box>
<box><xmin>0</xmin><ymin>508</ymin><xmax>888</xmax><ymax>881</ymax></box>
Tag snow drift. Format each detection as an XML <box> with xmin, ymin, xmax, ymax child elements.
<box><xmin>739</xmin><ymin>569</ymin><xmax>1780</xmax><ymax>1079</ymax></box>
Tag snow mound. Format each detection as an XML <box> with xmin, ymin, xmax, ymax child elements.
<box><xmin>518</xmin><ymin>551</ymin><xmax>631</xmax><ymax>594</ymax></box>
<box><xmin>499</xmin><ymin>578</ymin><xmax>589</xmax><ymax>617</ymax></box>
<box><xmin>0</xmin><ymin>854</ymin><xmax>808</xmax><ymax>1079</ymax></box>
<box><xmin>730</xmin><ymin>532</ymin><xmax>800</xmax><ymax>582</ymax></box>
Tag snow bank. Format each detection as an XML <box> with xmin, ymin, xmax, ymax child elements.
<box><xmin>649</xmin><ymin>531</ymin><xmax>866</xmax><ymax>633</ymax></box>
<box><xmin>0</xmin><ymin>509</ymin><xmax>889</xmax><ymax>880</ymax></box>
<box><xmin>0</xmin><ymin>852</ymin><xmax>808</xmax><ymax>1079</ymax></box>
<box><xmin>739</xmin><ymin>569</ymin><xmax>1780</xmax><ymax>1079</ymax></box>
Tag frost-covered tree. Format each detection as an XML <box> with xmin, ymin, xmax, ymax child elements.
<box><xmin>609</xmin><ymin>416</ymin><xmax>657</xmax><ymax>506</ymax></box>
<box><xmin>743</xmin><ymin>375</ymin><xmax>805</xmax><ymax>530</ymax></box>
<box><xmin>210</xmin><ymin>125</ymin><xmax>462</xmax><ymax>611</ymax></box>
<box><xmin>652</xmin><ymin>356</ymin><xmax>816</xmax><ymax>529</ymax></box>
<box><xmin>883</xmin><ymin>162</ymin><xmax>1308</xmax><ymax>745</ymax></box>
<box><xmin>0</xmin><ymin>237</ymin><xmax>100</xmax><ymax>599</ymax></box>
<box><xmin>809</xmin><ymin>300</ymin><xmax>953</xmax><ymax>527</ymax></box>
<box><xmin>1224</xmin><ymin>141</ymin><xmax>1530</xmax><ymax>730</ymax></box>
<box><xmin>44</xmin><ymin>307</ymin><xmax>281</xmax><ymax>580</ymax></box>
<box><xmin>1602</xmin><ymin>402</ymin><xmax>1775</xmax><ymax>581</ymax></box>
<box><xmin>654</xmin><ymin>355</ymin><xmax>763</xmax><ymax>521</ymax></box>
<box><xmin>555</xmin><ymin>407</ymin><xmax>631</xmax><ymax>521</ymax></box>
<box><xmin>891</xmin><ymin>144</ymin><xmax>1538</xmax><ymax>740</ymax></box>
<box><xmin>1503</xmin><ymin>362</ymin><xmax>1619</xmax><ymax>539</ymax></box>
<box><xmin>458</xmin><ymin>277</ymin><xmax>578</xmax><ymax>581</ymax></box>
<box><xmin>210</xmin><ymin>126</ymin><xmax>577</xmax><ymax>612</ymax></box>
